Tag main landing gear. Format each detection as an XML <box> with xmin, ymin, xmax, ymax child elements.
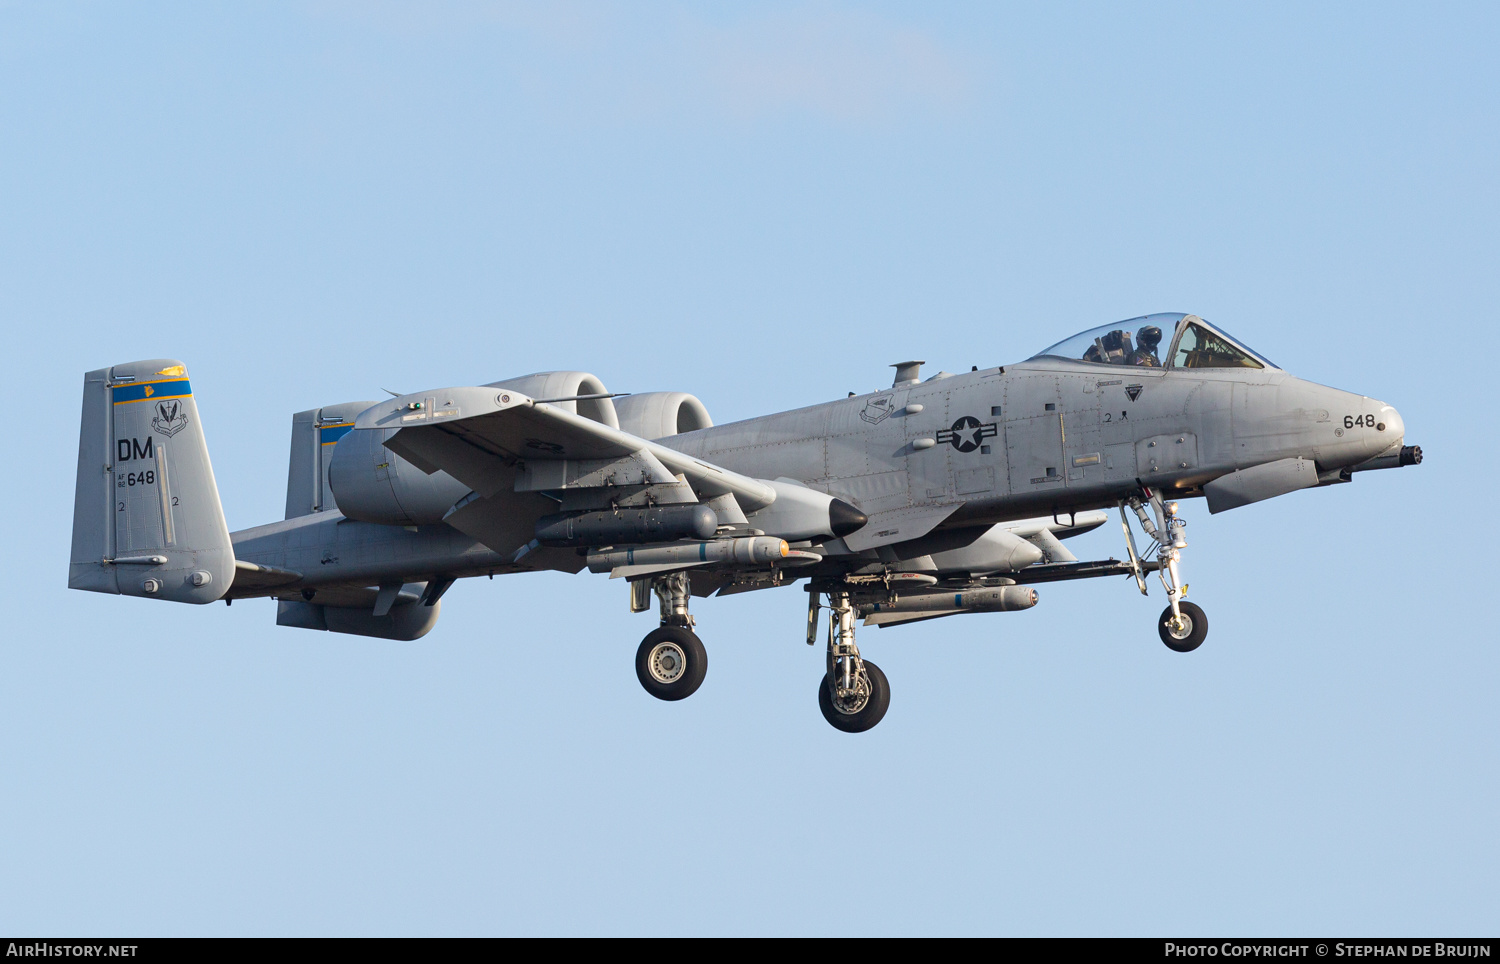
<box><xmin>633</xmin><ymin>571</ymin><xmax>708</xmax><ymax>701</ymax></box>
<box><xmin>1122</xmin><ymin>487</ymin><xmax>1209</xmax><ymax>653</ymax></box>
<box><xmin>629</xmin><ymin>572</ymin><xmax>892</xmax><ymax>731</ymax></box>
<box><xmin>809</xmin><ymin>590</ymin><xmax>890</xmax><ymax>732</ymax></box>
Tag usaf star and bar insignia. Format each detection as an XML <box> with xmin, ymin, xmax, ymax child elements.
<box><xmin>937</xmin><ymin>416</ymin><xmax>998</xmax><ymax>453</ymax></box>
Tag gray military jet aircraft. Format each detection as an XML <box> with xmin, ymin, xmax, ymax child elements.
<box><xmin>70</xmin><ymin>313</ymin><xmax>1420</xmax><ymax>731</ymax></box>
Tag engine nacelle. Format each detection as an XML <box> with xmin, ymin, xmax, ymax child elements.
<box><xmin>326</xmin><ymin>427</ymin><xmax>470</xmax><ymax>525</ymax></box>
<box><xmin>613</xmin><ymin>392</ymin><xmax>713</xmax><ymax>439</ymax></box>
<box><xmin>487</xmin><ymin>371</ymin><xmax>619</xmax><ymax>428</ymax></box>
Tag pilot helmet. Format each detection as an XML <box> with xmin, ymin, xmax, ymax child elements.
<box><xmin>1137</xmin><ymin>325</ymin><xmax>1163</xmax><ymax>351</ymax></box>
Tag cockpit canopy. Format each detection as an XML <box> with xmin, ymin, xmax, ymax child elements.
<box><xmin>1031</xmin><ymin>313</ymin><xmax>1277</xmax><ymax>371</ymax></box>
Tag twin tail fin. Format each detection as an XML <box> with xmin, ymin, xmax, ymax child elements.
<box><xmin>69</xmin><ymin>359</ymin><xmax>233</xmax><ymax>603</ymax></box>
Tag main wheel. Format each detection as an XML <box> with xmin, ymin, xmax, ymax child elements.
<box><xmin>635</xmin><ymin>626</ymin><xmax>708</xmax><ymax>701</ymax></box>
<box><xmin>818</xmin><ymin>659</ymin><xmax>890</xmax><ymax>732</ymax></box>
<box><xmin>1158</xmin><ymin>601</ymin><xmax>1208</xmax><ymax>653</ymax></box>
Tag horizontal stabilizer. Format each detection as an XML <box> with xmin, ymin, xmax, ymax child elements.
<box><xmin>226</xmin><ymin>560</ymin><xmax>304</xmax><ymax>598</ymax></box>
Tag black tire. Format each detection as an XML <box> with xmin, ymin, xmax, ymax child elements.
<box><xmin>635</xmin><ymin>626</ymin><xmax>708</xmax><ymax>701</ymax></box>
<box><xmin>818</xmin><ymin>659</ymin><xmax>891</xmax><ymax>732</ymax></box>
<box><xmin>1158</xmin><ymin>601</ymin><xmax>1208</xmax><ymax>653</ymax></box>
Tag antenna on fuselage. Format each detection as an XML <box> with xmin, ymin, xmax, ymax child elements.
<box><xmin>891</xmin><ymin>360</ymin><xmax>925</xmax><ymax>387</ymax></box>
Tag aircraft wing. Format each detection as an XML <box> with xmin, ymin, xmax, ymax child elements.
<box><xmin>354</xmin><ymin>387</ymin><xmax>777</xmax><ymax>517</ymax></box>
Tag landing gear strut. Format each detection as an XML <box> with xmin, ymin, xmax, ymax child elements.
<box><xmin>634</xmin><ymin>572</ymin><xmax>707</xmax><ymax>701</ymax></box>
<box><xmin>1123</xmin><ymin>487</ymin><xmax>1208</xmax><ymax>652</ymax></box>
<box><xmin>812</xmin><ymin>591</ymin><xmax>890</xmax><ymax>732</ymax></box>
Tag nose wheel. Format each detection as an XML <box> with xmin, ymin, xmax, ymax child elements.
<box><xmin>1158</xmin><ymin>600</ymin><xmax>1208</xmax><ymax>653</ymax></box>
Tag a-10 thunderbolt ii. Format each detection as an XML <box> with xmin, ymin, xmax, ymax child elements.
<box><xmin>70</xmin><ymin>313</ymin><xmax>1420</xmax><ymax>731</ymax></box>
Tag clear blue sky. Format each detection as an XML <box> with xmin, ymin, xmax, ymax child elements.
<box><xmin>2</xmin><ymin>1</ymin><xmax>1495</xmax><ymax>935</ymax></box>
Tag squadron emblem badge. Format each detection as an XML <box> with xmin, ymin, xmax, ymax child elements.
<box><xmin>860</xmin><ymin>395</ymin><xmax>895</xmax><ymax>424</ymax></box>
<box><xmin>151</xmin><ymin>400</ymin><xmax>188</xmax><ymax>437</ymax></box>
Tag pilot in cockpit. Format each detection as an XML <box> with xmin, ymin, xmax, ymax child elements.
<box><xmin>1128</xmin><ymin>325</ymin><xmax>1163</xmax><ymax>367</ymax></box>
<box><xmin>1083</xmin><ymin>329</ymin><xmax>1134</xmax><ymax>365</ymax></box>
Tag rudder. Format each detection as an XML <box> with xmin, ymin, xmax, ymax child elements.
<box><xmin>69</xmin><ymin>359</ymin><xmax>234</xmax><ymax>603</ymax></box>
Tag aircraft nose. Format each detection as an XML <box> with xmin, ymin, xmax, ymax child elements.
<box><xmin>1348</xmin><ymin>398</ymin><xmax>1405</xmax><ymax>463</ymax></box>
<box><xmin>1378</xmin><ymin>403</ymin><xmax>1405</xmax><ymax>441</ymax></box>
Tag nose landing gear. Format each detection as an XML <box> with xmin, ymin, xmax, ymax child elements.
<box><xmin>1158</xmin><ymin>600</ymin><xmax>1208</xmax><ymax>652</ymax></box>
<box><xmin>1123</xmin><ymin>488</ymin><xmax>1209</xmax><ymax>653</ymax></box>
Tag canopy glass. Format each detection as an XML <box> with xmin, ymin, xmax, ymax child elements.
<box><xmin>1030</xmin><ymin>314</ymin><xmax>1276</xmax><ymax>370</ymax></box>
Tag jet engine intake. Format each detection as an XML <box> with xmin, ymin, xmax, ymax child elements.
<box><xmin>614</xmin><ymin>392</ymin><xmax>713</xmax><ymax>440</ymax></box>
<box><xmin>486</xmin><ymin>371</ymin><xmax>619</xmax><ymax>428</ymax></box>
